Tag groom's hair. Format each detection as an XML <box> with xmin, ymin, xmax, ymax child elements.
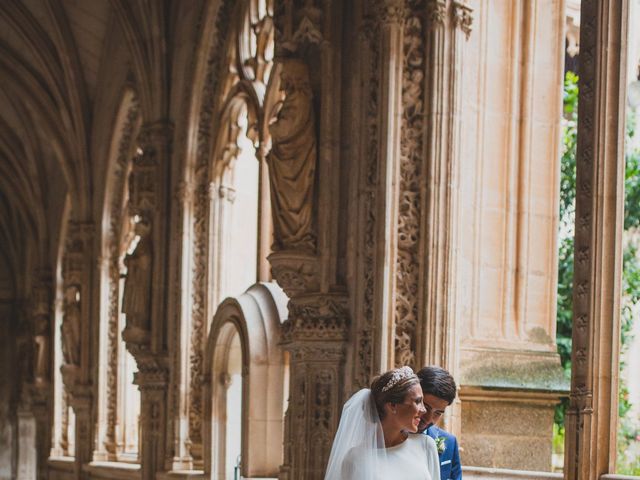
<box><xmin>416</xmin><ymin>366</ymin><xmax>457</xmax><ymax>405</ymax></box>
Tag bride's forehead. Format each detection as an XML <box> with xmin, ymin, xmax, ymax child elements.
<box><xmin>405</xmin><ymin>384</ymin><xmax>422</xmax><ymax>396</ymax></box>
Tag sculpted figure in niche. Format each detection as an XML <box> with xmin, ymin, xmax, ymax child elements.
<box><xmin>33</xmin><ymin>310</ymin><xmax>49</xmax><ymax>383</ymax></box>
<box><xmin>268</xmin><ymin>59</ymin><xmax>317</xmax><ymax>252</ymax></box>
<box><xmin>16</xmin><ymin>317</ymin><xmax>33</xmax><ymax>382</ymax></box>
<box><xmin>61</xmin><ymin>286</ymin><xmax>81</xmax><ymax>366</ymax></box>
<box><xmin>121</xmin><ymin>215</ymin><xmax>152</xmax><ymax>344</ymax></box>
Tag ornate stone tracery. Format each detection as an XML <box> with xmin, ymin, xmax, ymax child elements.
<box><xmin>103</xmin><ymin>97</ymin><xmax>140</xmax><ymax>457</ymax></box>
<box><xmin>187</xmin><ymin>0</ymin><xmax>276</xmax><ymax>464</ymax></box>
<box><xmin>394</xmin><ymin>4</ymin><xmax>426</xmax><ymax>369</ymax></box>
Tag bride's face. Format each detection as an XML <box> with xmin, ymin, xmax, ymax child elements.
<box><xmin>386</xmin><ymin>384</ymin><xmax>427</xmax><ymax>433</ymax></box>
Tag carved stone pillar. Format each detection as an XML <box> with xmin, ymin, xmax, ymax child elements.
<box><xmin>16</xmin><ymin>405</ymin><xmax>37</xmax><ymax>480</ymax></box>
<box><xmin>564</xmin><ymin>1</ymin><xmax>628</xmax><ymax>478</ymax></box>
<box><xmin>124</xmin><ymin>121</ymin><xmax>173</xmax><ymax>351</ymax></box>
<box><xmin>124</xmin><ymin>120</ymin><xmax>173</xmax><ymax>476</ymax></box>
<box><xmin>61</xmin><ymin>222</ymin><xmax>94</xmax><ymax>478</ymax></box>
<box><xmin>270</xmin><ymin>2</ymin><xmax>349</xmax><ymax>479</ymax></box>
<box><xmin>131</xmin><ymin>348</ymin><xmax>169</xmax><ymax>480</ymax></box>
<box><xmin>349</xmin><ymin>0</ymin><xmax>405</xmax><ymax>389</ymax></box>
<box><xmin>453</xmin><ymin>0</ymin><xmax>568</xmax><ymax>469</ymax></box>
<box><xmin>29</xmin><ymin>270</ymin><xmax>52</xmax><ymax>479</ymax></box>
<box><xmin>30</xmin><ymin>387</ymin><xmax>50</xmax><ymax>480</ymax></box>
<box><xmin>278</xmin><ymin>296</ymin><xmax>349</xmax><ymax>480</ymax></box>
<box><xmin>68</xmin><ymin>385</ymin><xmax>92</xmax><ymax>479</ymax></box>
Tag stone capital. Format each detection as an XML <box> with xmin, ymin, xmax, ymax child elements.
<box><xmin>268</xmin><ymin>251</ymin><xmax>320</xmax><ymax>297</ymax></box>
<box><xmin>281</xmin><ymin>294</ymin><xmax>350</xmax><ymax>344</ymax></box>
<box><xmin>426</xmin><ymin>0</ymin><xmax>447</xmax><ymax>27</ymax></box>
<box><xmin>377</xmin><ymin>0</ymin><xmax>406</xmax><ymax>27</ymax></box>
<box><xmin>452</xmin><ymin>1</ymin><xmax>473</xmax><ymax>38</ymax></box>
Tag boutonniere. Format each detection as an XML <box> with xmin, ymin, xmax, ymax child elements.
<box><xmin>435</xmin><ymin>436</ymin><xmax>446</xmax><ymax>454</ymax></box>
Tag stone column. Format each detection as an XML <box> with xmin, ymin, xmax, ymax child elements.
<box><xmin>61</xmin><ymin>222</ymin><xmax>95</xmax><ymax>479</ymax></box>
<box><xmin>16</xmin><ymin>407</ymin><xmax>37</xmax><ymax>480</ymax></box>
<box><xmin>453</xmin><ymin>0</ymin><xmax>567</xmax><ymax>469</ymax></box>
<box><xmin>420</xmin><ymin>0</ymin><xmax>471</xmax><ymax>371</ymax></box>
<box><xmin>131</xmin><ymin>348</ymin><xmax>169</xmax><ymax>479</ymax></box>
<box><xmin>30</xmin><ymin>387</ymin><xmax>50</xmax><ymax>480</ymax></box>
<box><xmin>277</xmin><ymin>296</ymin><xmax>349</xmax><ymax>480</ymax></box>
<box><xmin>269</xmin><ymin>2</ymin><xmax>349</xmax><ymax>479</ymax></box>
<box><xmin>29</xmin><ymin>269</ymin><xmax>53</xmax><ymax>479</ymax></box>
<box><xmin>68</xmin><ymin>385</ymin><xmax>92</xmax><ymax>479</ymax></box>
<box><xmin>564</xmin><ymin>1</ymin><xmax>628</xmax><ymax>478</ymax></box>
<box><xmin>123</xmin><ymin>120</ymin><xmax>173</xmax><ymax>479</ymax></box>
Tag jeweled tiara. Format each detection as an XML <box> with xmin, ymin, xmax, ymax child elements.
<box><xmin>381</xmin><ymin>366</ymin><xmax>415</xmax><ymax>392</ymax></box>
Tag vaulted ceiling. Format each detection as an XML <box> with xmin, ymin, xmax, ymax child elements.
<box><xmin>0</xmin><ymin>0</ymin><xmax>110</xmax><ymax>301</ymax></box>
<box><xmin>0</xmin><ymin>0</ymin><xmax>213</xmax><ymax>307</ymax></box>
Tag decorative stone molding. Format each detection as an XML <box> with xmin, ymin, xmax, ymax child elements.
<box><xmin>351</xmin><ymin>0</ymin><xmax>386</xmax><ymax>390</ymax></box>
<box><xmin>278</xmin><ymin>1</ymin><xmax>324</xmax><ymax>55</ymax></box>
<box><xmin>452</xmin><ymin>1</ymin><xmax>473</xmax><ymax>39</ymax></box>
<box><xmin>187</xmin><ymin>181</ymin><xmax>209</xmax><ymax>459</ymax></box>
<box><xmin>426</xmin><ymin>0</ymin><xmax>447</xmax><ymax>27</ymax></box>
<box><xmin>394</xmin><ymin>5</ymin><xmax>426</xmax><ymax>369</ymax></box>
<box><xmin>268</xmin><ymin>251</ymin><xmax>319</xmax><ymax>297</ymax></box>
<box><xmin>103</xmin><ymin>99</ymin><xmax>140</xmax><ymax>458</ymax></box>
<box><xmin>377</xmin><ymin>0</ymin><xmax>406</xmax><ymax>26</ymax></box>
<box><xmin>281</xmin><ymin>295</ymin><xmax>349</xmax><ymax>343</ymax></box>
<box><xmin>280</xmin><ymin>341</ymin><xmax>345</xmax><ymax>480</ymax></box>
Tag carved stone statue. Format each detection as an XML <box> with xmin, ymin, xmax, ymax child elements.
<box><xmin>33</xmin><ymin>312</ymin><xmax>49</xmax><ymax>383</ymax></box>
<box><xmin>121</xmin><ymin>216</ymin><xmax>152</xmax><ymax>344</ymax></box>
<box><xmin>15</xmin><ymin>316</ymin><xmax>33</xmax><ymax>382</ymax></box>
<box><xmin>61</xmin><ymin>286</ymin><xmax>81</xmax><ymax>366</ymax></box>
<box><xmin>268</xmin><ymin>59</ymin><xmax>317</xmax><ymax>252</ymax></box>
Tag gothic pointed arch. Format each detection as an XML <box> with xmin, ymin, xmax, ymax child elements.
<box><xmin>203</xmin><ymin>282</ymin><xmax>288</xmax><ymax>479</ymax></box>
<box><xmin>174</xmin><ymin>0</ymin><xmax>276</xmax><ymax>464</ymax></box>
<box><xmin>95</xmin><ymin>86</ymin><xmax>142</xmax><ymax>461</ymax></box>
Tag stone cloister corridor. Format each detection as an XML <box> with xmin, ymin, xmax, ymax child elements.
<box><xmin>0</xmin><ymin>0</ymin><xmax>636</xmax><ymax>479</ymax></box>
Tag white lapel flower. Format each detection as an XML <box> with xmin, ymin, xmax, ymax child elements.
<box><xmin>435</xmin><ymin>436</ymin><xmax>446</xmax><ymax>454</ymax></box>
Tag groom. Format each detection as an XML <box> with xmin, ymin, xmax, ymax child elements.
<box><xmin>416</xmin><ymin>366</ymin><xmax>462</xmax><ymax>480</ymax></box>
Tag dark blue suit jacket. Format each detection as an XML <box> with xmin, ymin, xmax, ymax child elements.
<box><xmin>426</xmin><ymin>425</ymin><xmax>462</xmax><ymax>480</ymax></box>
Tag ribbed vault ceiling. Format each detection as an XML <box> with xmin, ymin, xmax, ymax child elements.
<box><xmin>0</xmin><ymin>0</ymin><xmax>110</xmax><ymax>302</ymax></box>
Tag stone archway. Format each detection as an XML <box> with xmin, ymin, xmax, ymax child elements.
<box><xmin>203</xmin><ymin>282</ymin><xmax>288</xmax><ymax>479</ymax></box>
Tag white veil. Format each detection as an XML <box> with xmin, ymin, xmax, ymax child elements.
<box><xmin>324</xmin><ymin>389</ymin><xmax>387</xmax><ymax>480</ymax></box>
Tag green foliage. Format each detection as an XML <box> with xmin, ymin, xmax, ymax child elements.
<box><xmin>555</xmin><ymin>71</ymin><xmax>640</xmax><ymax>474</ymax></box>
<box><xmin>554</xmin><ymin>72</ymin><xmax>579</xmax><ymax>430</ymax></box>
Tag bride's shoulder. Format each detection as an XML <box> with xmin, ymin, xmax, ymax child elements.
<box><xmin>407</xmin><ymin>433</ymin><xmax>437</xmax><ymax>453</ymax></box>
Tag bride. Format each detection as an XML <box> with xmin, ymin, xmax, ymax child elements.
<box><xmin>325</xmin><ymin>366</ymin><xmax>441</xmax><ymax>480</ymax></box>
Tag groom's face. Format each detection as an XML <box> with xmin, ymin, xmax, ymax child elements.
<box><xmin>417</xmin><ymin>394</ymin><xmax>449</xmax><ymax>433</ymax></box>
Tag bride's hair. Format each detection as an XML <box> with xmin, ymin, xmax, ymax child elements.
<box><xmin>370</xmin><ymin>367</ymin><xmax>420</xmax><ymax>420</ymax></box>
